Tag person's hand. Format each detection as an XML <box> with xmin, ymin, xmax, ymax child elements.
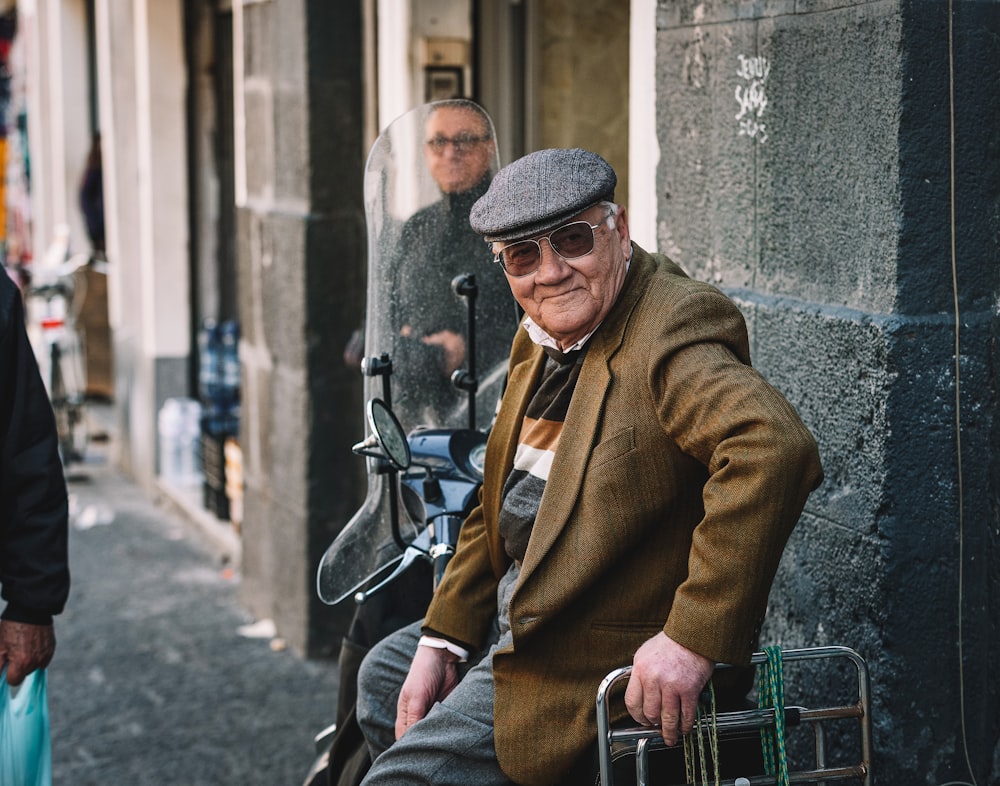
<box><xmin>422</xmin><ymin>330</ymin><xmax>466</xmax><ymax>375</ymax></box>
<box><xmin>343</xmin><ymin>327</ymin><xmax>365</xmax><ymax>369</ymax></box>
<box><xmin>624</xmin><ymin>632</ymin><xmax>714</xmax><ymax>746</ymax></box>
<box><xmin>395</xmin><ymin>643</ymin><xmax>462</xmax><ymax>740</ymax></box>
<box><xmin>0</xmin><ymin>620</ymin><xmax>56</xmax><ymax>685</ymax></box>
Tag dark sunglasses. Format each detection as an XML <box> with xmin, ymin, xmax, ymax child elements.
<box><xmin>494</xmin><ymin>210</ymin><xmax>615</xmax><ymax>277</ymax></box>
<box><xmin>424</xmin><ymin>134</ymin><xmax>491</xmax><ymax>154</ymax></box>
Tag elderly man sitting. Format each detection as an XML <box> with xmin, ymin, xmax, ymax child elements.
<box><xmin>355</xmin><ymin>148</ymin><xmax>823</xmax><ymax>786</ymax></box>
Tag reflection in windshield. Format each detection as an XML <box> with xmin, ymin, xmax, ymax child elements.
<box><xmin>367</xmin><ymin>100</ymin><xmax>518</xmax><ymax>433</ymax></box>
<box><xmin>318</xmin><ymin>101</ymin><xmax>519</xmax><ymax>606</ymax></box>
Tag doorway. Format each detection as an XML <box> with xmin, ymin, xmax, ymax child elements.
<box><xmin>476</xmin><ymin>0</ymin><xmax>630</xmax><ymax>202</ymax></box>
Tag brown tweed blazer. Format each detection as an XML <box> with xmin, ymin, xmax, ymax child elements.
<box><xmin>423</xmin><ymin>244</ymin><xmax>823</xmax><ymax>785</ymax></box>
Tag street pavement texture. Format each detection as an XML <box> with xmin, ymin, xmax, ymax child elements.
<box><xmin>47</xmin><ymin>445</ymin><xmax>340</xmax><ymax>785</ymax></box>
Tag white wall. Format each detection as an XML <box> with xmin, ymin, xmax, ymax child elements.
<box><xmin>22</xmin><ymin>0</ymin><xmax>90</xmax><ymax>261</ymax></box>
<box><xmin>376</xmin><ymin>1</ymin><xmax>412</xmax><ymax>131</ymax></box>
<box><xmin>133</xmin><ymin>0</ymin><xmax>190</xmax><ymax>357</ymax></box>
<box><xmin>628</xmin><ymin>0</ymin><xmax>659</xmax><ymax>251</ymax></box>
<box><xmin>91</xmin><ymin>0</ymin><xmax>192</xmax><ymax>484</ymax></box>
<box><xmin>94</xmin><ymin>0</ymin><xmax>138</xmax><ymax>333</ymax></box>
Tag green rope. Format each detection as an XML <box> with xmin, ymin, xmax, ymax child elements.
<box><xmin>682</xmin><ymin>681</ymin><xmax>720</xmax><ymax>786</ymax></box>
<box><xmin>758</xmin><ymin>645</ymin><xmax>790</xmax><ymax>786</ymax></box>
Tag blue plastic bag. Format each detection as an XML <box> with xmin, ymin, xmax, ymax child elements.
<box><xmin>0</xmin><ymin>667</ymin><xmax>52</xmax><ymax>786</ymax></box>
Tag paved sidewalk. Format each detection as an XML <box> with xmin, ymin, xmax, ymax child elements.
<box><xmin>48</xmin><ymin>425</ymin><xmax>339</xmax><ymax>785</ymax></box>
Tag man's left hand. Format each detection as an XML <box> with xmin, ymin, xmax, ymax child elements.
<box><xmin>422</xmin><ymin>330</ymin><xmax>466</xmax><ymax>375</ymax></box>
<box><xmin>0</xmin><ymin>620</ymin><xmax>56</xmax><ymax>685</ymax></box>
<box><xmin>624</xmin><ymin>632</ymin><xmax>714</xmax><ymax>746</ymax></box>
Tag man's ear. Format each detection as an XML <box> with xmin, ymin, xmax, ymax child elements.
<box><xmin>614</xmin><ymin>205</ymin><xmax>631</xmax><ymax>254</ymax></box>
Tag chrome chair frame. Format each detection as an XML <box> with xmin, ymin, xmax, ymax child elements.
<box><xmin>595</xmin><ymin>646</ymin><xmax>872</xmax><ymax>786</ymax></box>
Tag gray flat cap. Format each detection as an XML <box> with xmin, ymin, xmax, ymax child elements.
<box><xmin>469</xmin><ymin>148</ymin><xmax>616</xmax><ymax>242</ymax></box>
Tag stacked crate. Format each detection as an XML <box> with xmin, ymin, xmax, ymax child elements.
<box><xmin>200</xmin><ymin>430</ymin><xmax>230</xmax><ymax>520</ymax></box>
<box><xmin>198</xmin><ymin>319</ymin><xmax>241</xmax><ymax>524</ymax></box>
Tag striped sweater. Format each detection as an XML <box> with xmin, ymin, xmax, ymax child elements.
<box><xmin>497</xmin><ymin>346</ymin><xmax>585</xmax><ymax>563</ymax></box>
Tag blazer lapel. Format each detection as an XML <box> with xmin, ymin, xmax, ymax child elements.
<box><xmin>483</xmin><ymin>337</ymin><xmax>547</xmax><ymax>525</ymax></box>
<box><xmin>519</xmin><ymin>247</ymin><xmax>656</xmax><ymax>579</ymax></box>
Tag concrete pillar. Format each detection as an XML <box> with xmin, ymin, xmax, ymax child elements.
<box><xmin>375</xmin><ymin>0</ymin><xmax>410</xmax><ymax>130</ymax></box>
<box><xmin>186</xmin><ymin>1</ymin><xmax>224</xmax><ymax>324</ymax></box>
<box><xmin>235</xmin><ymin>0</ymin><xmax>365</xmax><ymax>657</ymax></box>
<box><xmin>93</xmin><ymin>0</ymin><xmax>191</xmax><ymax>486</ymax></box>
<box><xmin>94</xmin><ymin>0</ymin><xmax>140</xmax><ymax>473</ymax></box>
<box><xmin>133</xmin><ymin>0</ymin><xmax>190</xmax><ymax>362</ymax></box>
<box><xmin>22</xmin><ymin>0</ymin><xmax>90</xmax><ymax>259</ymax></box>
<box><xmin>654</xmin><ymin>1</ymin><xmax>998</xmax><ymax>782</ymax></box>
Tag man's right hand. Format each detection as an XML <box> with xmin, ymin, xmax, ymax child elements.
<box><xmin>0</xmin><ymin>620</ymin><xmax>56</xmax><ymax>685</ymax></box>
<box><xmin>625</xmin><ymin>632</ymin><xmax>714</xmax><ymax>747</ymax></box>
<box><xmin>394</xmin><ymin>643</ymin><xmax>462</xmax><ymax>739</ymax></box>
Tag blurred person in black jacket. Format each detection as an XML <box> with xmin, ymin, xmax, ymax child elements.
<box><xmin>79</xmin><ymin>132</ymin><xmax>105</xmax><ymax>256</ymax></box>
<box><xmin>0</xmin><ymin>269</ymin><xmax>70</xmax><ymax>685</ymax></box>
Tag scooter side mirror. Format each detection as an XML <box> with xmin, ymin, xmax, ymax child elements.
<box><xmin>365</xmin><ymin>398</ymin><xmax>411</xmax><ymax>470</ymax></box>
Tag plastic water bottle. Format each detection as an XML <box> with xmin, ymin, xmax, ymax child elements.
<box><xmin>158</xmin><ymin>397</ymin><xmax>202</xmax><ymax>486</ymax></box>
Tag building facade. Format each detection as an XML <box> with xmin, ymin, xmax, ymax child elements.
<box><xmin>12</xmin><ymin>0</ymin><xmax>999</xmax><ymax>782</ymax></box>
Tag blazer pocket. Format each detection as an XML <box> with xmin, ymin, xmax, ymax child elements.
<box><xmin>589</xmin><ymin>427</ymin><xmax>636</xmax><ymax>469</ymax></box>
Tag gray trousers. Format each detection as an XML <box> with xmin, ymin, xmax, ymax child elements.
<box><xmin>356</xmin><ymin>565</ymin><xmax>520</xmax><ymax>786</ymax></box>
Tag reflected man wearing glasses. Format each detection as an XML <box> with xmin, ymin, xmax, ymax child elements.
<box><xmin>387</xmin><ymin>100</ymin><xmax>513</xmax><ymax>423</ymax></box>
<box><xmin>356</xmin><ymin>148</ymin><xmax>823</xmax><ymax>785</ymax></box>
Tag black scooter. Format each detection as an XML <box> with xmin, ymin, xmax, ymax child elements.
<box><xmin>304</xmin><ymin>392</ymin><xmax>488</xmax><ymax>786</ymax></box>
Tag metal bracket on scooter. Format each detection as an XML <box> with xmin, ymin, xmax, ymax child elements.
<box><xmin>451</xmin><ymin>273</ymin><xmax>478</xmax><ymax>299</ymax></box>
<box><xmin>361</xmin><ymin>353</ymin><xmax>396</xmax><ymax>414</ymax></box>
<box><xmin>428</xmin><ymin>543</ymin><xmax>454</xmax><ymax>560</ymax></box>
<box><xmin>451</xmin><ymin>368</ymin><xmax>479</xmax><ymax>393</ymax></box>
<box><xmin>450</xmin><ymin>273</ymin><xmax>481</xmax><ymax>428</ymax></box>
<box><xmin>361</xmin><ymin>352</ymin><xmax>393</xmax><ymax>377</ymax></box>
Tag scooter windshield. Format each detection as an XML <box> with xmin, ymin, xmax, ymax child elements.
<box><xmin>317</xmin><ymin>100</ymin><xmax>518</xmax><ymax>605</ymax></box>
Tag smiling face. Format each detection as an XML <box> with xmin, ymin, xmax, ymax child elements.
<box><xmin>496</xmin><ymin>203</ymin><xmax>632</xmax><ymax>349</ymax></box>
<box><xmin>423</xmin><ymin>106</ymin><xmax>495</xmax><ymax>194</ymax></box>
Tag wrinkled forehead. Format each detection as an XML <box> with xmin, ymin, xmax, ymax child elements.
<box><xmin>425</xmin><ymin>106</ymin><xmax>489</xmax><ymax>139</ymax></box>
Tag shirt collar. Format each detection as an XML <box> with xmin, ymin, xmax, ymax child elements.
<box><xmin>522</xmin><ymin>318</ymin><xmax>596</xmax><ymax>352</ymax></box>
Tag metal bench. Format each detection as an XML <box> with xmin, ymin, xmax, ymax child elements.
<box><xmin>596</xmin><ymin>646</ymin><xmax>872</xmax><ymax>786</ymax></box>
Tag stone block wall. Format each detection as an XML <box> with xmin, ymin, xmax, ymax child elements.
<box><xmin>236</xmin><ymin>0</ymin><xmax>366</xmax><ymax>658</ymax></box>
<box><xmin>654</xmin><ymin>1</ymin><xmax>998</xmax><ymax>781</ymax></box>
